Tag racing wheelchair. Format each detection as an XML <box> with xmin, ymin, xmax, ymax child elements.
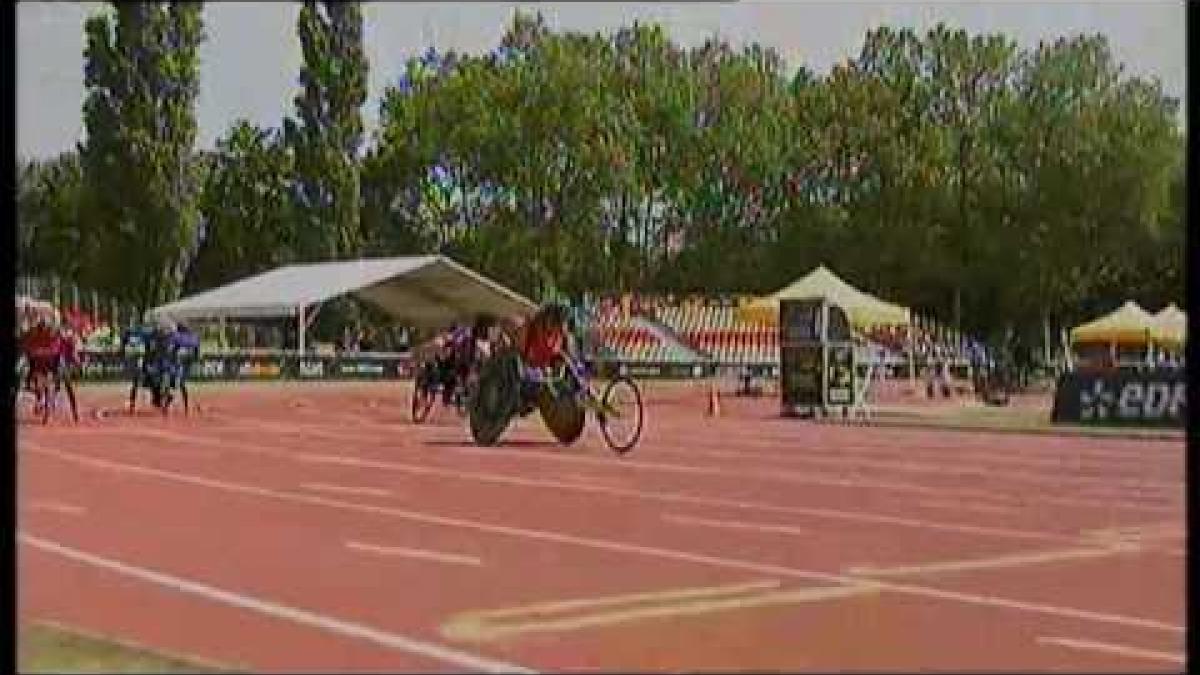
<box><xmin>467</xmin><ymin>347</ymin><xmax>644</xmax><ymax>454</ymax></box>
<box><xmin>123</xmin><ymin>331</ymin><xmax>198</xmax><ymax>416</ymax></box>
<box><xmin>411</xmin><ymin>356</ymin><xmax>472</xmax><ymax>423</ymax></box>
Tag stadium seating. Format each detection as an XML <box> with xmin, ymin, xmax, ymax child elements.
<box><xmin>582</xmin><ymin>294</ymin><xmax>978</xmax><ymax>368</ymax></box>
<box><xmin>587</xmin><ymin>310</ymin><xmax>700</xmax><ymax>363</ymax></box>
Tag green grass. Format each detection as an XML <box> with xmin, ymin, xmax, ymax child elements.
<box><xmin>18</xmin><ymin>622</ymin><xmax>237</xmax><ymax>674</ymax></box>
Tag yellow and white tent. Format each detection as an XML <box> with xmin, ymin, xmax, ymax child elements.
<box><xmin>1151</xmin><ymin>303</ymin><xmax>1186</xmax><ymax>346</ymax></box>
<box><xmin>1069</xmin><ymin>301</ymin><xmax>1161</xmax><ymax>345</ymax></box>
<box><xmin>738</xmin><ymin>265</ymin><xmax>910</xmax><ymax>328</ymax></box>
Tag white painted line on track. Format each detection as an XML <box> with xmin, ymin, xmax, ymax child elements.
<box><xmin>18</xmin><ymin>533</ymin><xmax>533</xmax><ymax>673</ymax></box>
<box><xmin>218</xmin><ymin>417</ymin><xmax>1182</xmax><ymax>519</ymax></box>
<box><xmin>84</xmin><ymin>426</ymin><xmax>1078</xmax><ymax>544</ymax></box>
<box><xmin>302</xmin><ymin>452</ymin><xmax>1068</xmax><ymax>543</ymax></box>
<box><xmin>664</xmin><ymin>514</ymin><xmax>810</xmax><ymax>537</ymax></box>
<box><xmin>25</xmin><ymin>501</ymin><xmax>86</xmax><ymax>516</ymax></box>
<box><xmin>916</xmin><ymin>498</ymin><xmax>1019</xmax><ymax>515</ymax></box>
<box><xmin>345</xmin><ymin>541</ymin><xmax>481</xmax><ymax>567</ymax></box>
<box><xmin>1037</xmin><ymin>636</ymin><xmax>1184</xmax><ymax>664</ymax></box>
<box><xmin>25</xmin><ymin>445</ymin><xmax>1185</xmax><ymax>635</ymax></box>
<box><xmin>846</xmin><ymin>544</ymin><xmax>1142</xmax><ymax>578</ymax></box>
<box><xmin>300</xmin><ymin>483</ymin><xmax>392</xmax><ymax>498</ymax></box>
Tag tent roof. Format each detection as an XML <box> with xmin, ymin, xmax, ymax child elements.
<box><xmin>740</xmin><ymin>265</ymin><xmax>911</xmax><ymax>327</ymax></box>
<box><xmin>147</xmin><ymin>255</ymin><xmax>536</xmax><ymax>326</ymax></box>
<box><xmin>1070</xmin><ymin>301</ymin><xmax>1161</xmax><ymax>345</ymax></box>
<box><xmin>1151</xmin><ymin>303</ymin><xmax>1186</xmax><ymax>344</ymax></box>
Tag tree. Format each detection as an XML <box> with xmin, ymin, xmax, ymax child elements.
<box><xmin>284</xmin><ymin>0</ymin><xmax>369</xmax><ymax>262</ymax></box>
<box><xmin>79</xmin><ymin>1</ymin><xmax>205</xmax><ymax>313</ymax></box>
<box><xmin>16</xmin><ymin>153</ymin><xmax>87</xmax><ymax>279</ymax></box>
<box><xmin>188</xmin><ymin>120</ymin><xmax>296</xmax><ymax>291</ymax></box>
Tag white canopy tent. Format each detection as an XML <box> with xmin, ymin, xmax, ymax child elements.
<box><xmin>146</xmin><ymin>255</ymin><xmax>537</xmax><ymax>352</ymax></box>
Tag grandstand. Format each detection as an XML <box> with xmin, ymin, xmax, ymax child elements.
<box><xmin>586</xmin><ymin>310</ymin><xmax>703</xmax><ymax>363</ymax></box>
<box><xmin>582</xmin><ymin>294</ymin><xmax>980</xmax><ymax>372</ymax></box>
<box><xmin>654</xmin><ymin>304</ymin><xmax>777</xmax><ymax>366</ymax></box>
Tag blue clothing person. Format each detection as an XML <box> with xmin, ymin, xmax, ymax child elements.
<box><xmin>123</xmin><ymin>324</ymin><xmax>200</xmax><ymax>411</ymax></box>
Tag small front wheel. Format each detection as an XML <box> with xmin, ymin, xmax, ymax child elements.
<box><xmin>598</xmin><ymin>375</ymin><xmax>643</xmax><ymax>454</ymax></box>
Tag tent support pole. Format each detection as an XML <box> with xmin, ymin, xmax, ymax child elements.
<box><xmin>298</xmin><ymin>305</ymin><xmax>306</xmax><ymax>355</ymax></box>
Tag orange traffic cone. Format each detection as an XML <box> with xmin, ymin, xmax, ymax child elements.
<box><xmin>707</xmin><ymin>380</ymin><xmax>721</xmax><ymax>417</ymax></box>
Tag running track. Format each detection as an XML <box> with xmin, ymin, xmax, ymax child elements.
<box><xmin>17</xmin><ymin>382</ymin><xmax>1186</xmax><ymax>672</ymax></box>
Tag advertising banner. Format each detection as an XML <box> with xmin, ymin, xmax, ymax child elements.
<box><xmin>1052</xmin><ymin>369</ymin><xmax>1185</xmax><ymax>427</ymax></box>
<box><xmin>75</xmin><ymin>351</ymin><xmax>414</xmax><ymax>383</ymax></box>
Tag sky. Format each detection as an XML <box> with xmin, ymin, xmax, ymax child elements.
<box><xmin>16</xmin><ymin>1</ymin><xmax>1187</xmax><ymax>160</ymax></box>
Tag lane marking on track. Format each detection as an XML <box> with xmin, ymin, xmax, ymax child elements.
<box><xmin>915</xmin><ymin>498</ymin><xmax>1019</xmax><ymax>515</ymax></box>
<box><xmin>86</xmin><ymin>425</ymin><xmax>1078</xmax><ymax>544</ymax></box>
<box><xmin>345</xmin><ymin>541</ymin><xmax>481</xmax><ymax>567</ymax></box>
<box><xmin>25</xmin><ymin>501</ymin><xmax>87</xmax><ymax>516</ymax></box>
<box><xmin>561</xmin><ymin>473</ymin><xmax>627</xmax><ymax>487</ymax></box>
<box><xmin>845</xmin><ymin>543</ymin><xmax>1143</xmax><ymax>578</ymax></box>
<box><xmin>1036</xmin><ymin>636</ymin><xmax>1185</xmax><ymax>664</ymax></box>
<box><xmin>217</xmin><ymin>416</ymin><xmax>1182</xmax><ymax>519</ymax></box>
<box><xmin>441</xmin><ymin>581</ymin><xmax>877</xmax><ymax>642</ymax></box>
<box><xmin>239</xmin><ymin>412</ymin><xmax>1185</xmax><ymax>482</ymax></box>
<box><xmin>24</xmin><ymin>445</ymin><xmax>1185</xmax><ymax>635</ymax></box>
<box><xmin>18</xmin><ymin>533</ymin><xmax>534</xmax><ymax>674</ymax></box>
<box><xmin>1081</xmin><ymin>523</ymin><xmax>1184</xmax><ymax>540</ymax></box>
<box><xmin>300</xmin><ymin>483</ymin><xmax>392</xmax><ymax>498</ymax></box>
<box><xmin>303</xmin><ymin>453</ymin><xmax>1069</xmax><ymax>543</ymax></box>
<box><xmin>664</xmin><ymin>514</ymin><xmax>810</xmax><ymax>537</ymax></box>
<box><xmin>461</xmin><ymin>580</ymin><xmax>782</xmax><ymax>621</ymax></box>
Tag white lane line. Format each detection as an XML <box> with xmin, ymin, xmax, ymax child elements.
<box><xmin>1037</xmin><ymin>636</ymin><xmax>1185</xmax><ymax>664</ymax></box>
<box><xmin>97</xmin><ymin>426</ymin><xmax>1077</xmax><ymax>544</ymax></box>
<box><xmin>301</xmin><ymin>483</ymin><xmax>392</xmax><ymax>498</ymax></box>
<box><xmin>243</xmin><ymin>413</ymin><xmax>1185</xmax><ymax>478</ymax></box>
<box><xmin>25</xmin><ymin>501</ymin><xmax>86</xmax><ymax>516</ymax></box>
<box><xmin>345</xmin><ymin>541</ymin><xmax>481</xmax><ymax>567</ymax></box>
<box><xmin>456</xmin><ymin>580</ymin><xmax>782</xmax><ymax>621</ymax></box>
<box><xmin>916</xmin><ymin>498</ymin><xmax>1019</xmax><ymax>515</ymax></box>
<box><xmin>664</xmin><ymin>514</ymin><xmax>810</xmax><ymax>537</ymax></box>
<box><xmin>25</xmin><ymin>445</ymin><xmax>1185</xmax><ymax>635</ymax></box>
<box><xmin>18</xmin><ymin>533</ymin><xmax>533</xmax><ymax>674</ymax></box>
<box><xmin>846</xmin><ymin>543</ymin><xmax>1143</xmax><ymax>578</ymax></box>
<box><xmin>221</xmin><ymin>416</ymin><xmax>1182</xmax><ymax>523</ymax></box>
<box><xmin>296</xmin><ymin>453</ymin><xmax>1068</xmax><ymax>544</ymax></box>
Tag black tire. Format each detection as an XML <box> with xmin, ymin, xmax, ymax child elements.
<box><xmin>469</xmin><ymin>352</ymin><xmax>520</xmax><ymax>446</ymax></box>
<box><xmin>538</xmin><ymin>386</ymin><xmax>586</xmax><ymax>445</ymax></box>
<box><xmin>599</xmin><ymin>375</ymin><xmax>644</xmax><ymax>454</ymax></box>
<box><xmin>412</xmin><ymin>379</ymin><xmax>435</xmax><ymax>424</ymax></box>
<box><xmin>453</xmin><ymin>382</ymin><xmax>471</xmax><ymax>418</ymax></box>
<box><xmin>38</xmin><ymin>377</ymin><xmax>53</xmax><ymax>425</ymax></box>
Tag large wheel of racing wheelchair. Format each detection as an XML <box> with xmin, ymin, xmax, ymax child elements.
<box><xmin>538</xmin><ymin>385</ymin><xmax>586</xmax><ymax>445</ymax></box>
<box><xmin>468</xmin><ymin>350</ymin><xmax>522</xmax><ymax>446</ymax></box>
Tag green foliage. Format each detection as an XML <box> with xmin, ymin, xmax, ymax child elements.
<box><xmin>187</xmin><ymin>120</ymin><xmax>296</xmax><ymax>291</ymax></box>
<box><xmin>21</xmin><ymin>10</ymin><xmax>1184</xmax><ymax>342</ymax></box>
<box><xmin>17</xmin><ymin>153</ymin><xmax>86</xmax><ymax>278</ymax></box>
<box><xmin>78</xmin><ymin>1</ymin><xmax>205</xmax><ymax>314</ymax></box>
<box><xmin>284</xmin><ymin>0</ymin><xmax>369</xmax><ymax>261</ymax></box>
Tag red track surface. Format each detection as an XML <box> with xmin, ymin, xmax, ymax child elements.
<box><xmin>17</xmin><ymin>381</ymin><xmax>1186</xmax><ymax>672</ymax></box>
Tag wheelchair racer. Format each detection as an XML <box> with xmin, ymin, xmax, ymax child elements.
<box><xmin>19</xmin><ymin>315</ymin><xmax>80</xmax><ymax>421</ymax></box>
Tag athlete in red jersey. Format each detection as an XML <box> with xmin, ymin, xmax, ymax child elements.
<box><xmin>521</xmin><ymin>304</ymin><xmax>570</xmax><ymax>369</ymax></box>
<box><xmin>20</xmin><ymin>318</ymin><xmax>80</xmax><ymax>421</ymax></box>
